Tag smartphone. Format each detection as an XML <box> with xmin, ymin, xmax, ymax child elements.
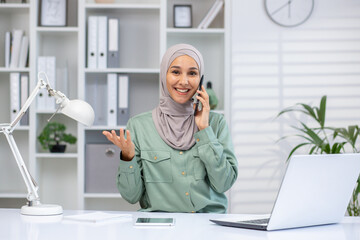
<box><xmin>194</xmin><ymin>75</ymin><xmax>204</xmax><ymax>114</ymax></box>
<box><xmin>135</xmin><ymin>217</ymin><xmax>175</xmax><ymax>226</ymax></box>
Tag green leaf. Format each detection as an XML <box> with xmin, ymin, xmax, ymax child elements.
<box><xmin>331</xmin><ymin>143</ymin><xmax>339</xmax><ymax>154</ymax></box>
<box><xmin>322</xmin><ymin>143</ymin><xmax>331</xmax><ymax>154</ymax></box>
<box><xmin>276</xmin><ymin>107</ymin><xmax>308</xmax><ymax>118</ymax></box>
<box><xmin>318</xmin><ymin>96</ymin><xmax>327</xmax><ymax>128</ymax></box>
<box><xmin>300</xmin><ymin>123</ymin><xmax>325</xmax><ymax>147</ymax></box>
<box><xmin>287</xmin><ymin>142</ymin><xmax>311</xmax><ymax>161</ymax></box>
<box><xmin>309</xmin><ymin>145</ymin><xmax>317</xmax><ymax>154</ymax></box>
<box><xmin>298</xmin><ymin>103</ymin><xmax>318</xmax><ymax>122</ymax></box>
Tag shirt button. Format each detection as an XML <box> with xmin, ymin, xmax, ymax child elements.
<box><xmin>182</xmin><ymin>171</ymin><xmax>185</xmax><ymax>175</ymax></box>
<box><xmin>185</xmin><ymin>192</ymin><xmax>189</xmax><ymax>196</ymax></box>
<box><xmin>179</xmin><ymin>151</ymin><xmax>183</xmax><ymax>155</ymax></box>
<box><xmin>129</xmin><ymin>165</ymin><xmax>133</xmax><ymax>169</ymax></box>
<box><xmin>154</xmin><ymin>156</ymin><xmax>157</xmax><ymax>160</ymax></box>
<box><xmin>196</xmin><ymin>138</ymin><xmax>200</xmax><ymax>142</ymax></box>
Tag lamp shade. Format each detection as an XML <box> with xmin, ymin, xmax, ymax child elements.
<box><xmin>60</xmin><ymin>99</ymin><xmax>95</xmax><ymax>127</ymax></box>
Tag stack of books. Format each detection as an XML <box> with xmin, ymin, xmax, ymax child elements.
<box><xmin>5</xmin><ymin>30</ymin><xmax>29</xmax><ymax>68</ymax></box>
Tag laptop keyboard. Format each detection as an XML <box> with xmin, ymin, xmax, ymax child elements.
<box><xmin>240</xmin><ymin>218</ymin><xmax>270</xmax><ymax>224</ymax></box>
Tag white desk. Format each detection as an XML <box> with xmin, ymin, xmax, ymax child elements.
<box><xmin>1</xmin><ymin>208</ymin><xmax>359</xmax><ymax>240</ymax></box>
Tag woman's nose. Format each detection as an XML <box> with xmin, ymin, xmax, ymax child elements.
<box><xmin>179</xmin><ymin>74</ymin><xmax>189</xmax><ymax>85</ymax></box>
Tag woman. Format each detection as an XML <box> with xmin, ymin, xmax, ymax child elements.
<box><xmin>103</xmin><ymin>44</ymin><xmax>238</xmax><ymax>213</ymax></box>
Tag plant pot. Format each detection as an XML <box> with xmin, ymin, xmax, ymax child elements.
<box><xmin>50</xmin><ymin>144</ymin><xmax>66</xmax><ymax>153</ymax></box>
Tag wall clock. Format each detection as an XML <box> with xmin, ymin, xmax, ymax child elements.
<box><xmin>265</xmin><ymin>0</ymin><xmax>314</xmax><ymax>27</ymax></box>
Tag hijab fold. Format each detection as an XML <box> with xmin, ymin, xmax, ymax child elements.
<box><xmin>152</xmin><ymin>44</ymin><xmax>204</xmax><ymax>150</ymax></box>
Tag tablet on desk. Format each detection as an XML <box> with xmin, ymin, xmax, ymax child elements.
<box><xmin>135</xmin><ymin>218</ymin><xmax>175</xmax><ymax>226</ymax></box>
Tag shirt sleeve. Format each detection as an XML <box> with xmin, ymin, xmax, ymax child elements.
<box><xmin>193</xmin><ymin>115</ymin><xmax>238</xmax><ymax>193</ymax></box>
<box><xmin>116</xmin><ymin>119</ymin><xmax>144</xmax><ymax>204</ymax></box>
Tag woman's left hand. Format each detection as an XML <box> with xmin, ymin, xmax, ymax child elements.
<box><xmin>194</xmin><ymin>85</ymin><xmax>210</xmax><ymax>131</ymax></box>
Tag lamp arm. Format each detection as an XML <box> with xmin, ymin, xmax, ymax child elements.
<box><xmin>9</xmin><ymin>78</ymin><xmax>47</xmax><ymax>132</ymax></box>
<box><xmin>1</xmin><ymin>129</ymin><xmax>40</xmax><ymax>204</ymax></box>
<box><xmin>0</xmin><ymin>78</ymin><xmax>49</xmax><ymax>206</ymax></box>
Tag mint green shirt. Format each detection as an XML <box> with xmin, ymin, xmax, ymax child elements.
<box><xmin>117</xmin><ymin>111</ymin><xmax>238</xmax><ymax>213</ymax></box>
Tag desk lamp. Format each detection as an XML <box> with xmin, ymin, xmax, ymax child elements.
<box><xmin>0</xmin><ymin>72</ymin><xmax>94</xmax><ymax>216</ymax></box>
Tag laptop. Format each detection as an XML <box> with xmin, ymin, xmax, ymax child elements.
<box><xmin>210</xmin><ymin>153</ymin><xmax>360</xmax><ymax>231</ymax></box>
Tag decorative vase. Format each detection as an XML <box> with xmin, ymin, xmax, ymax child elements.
<box><xmin>50</xmin><ymin>144</ymin><xmax>66</xmax><ymax>153</ymax></box>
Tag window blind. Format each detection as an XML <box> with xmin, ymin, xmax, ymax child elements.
<box><xmin>230</xmin><ymin>0</ymin><xmax>360</xmax><ymax>213</ymax></box>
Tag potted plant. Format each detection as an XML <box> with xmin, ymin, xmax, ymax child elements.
<box><xmin>38</xmin><ymin>122</ymin><xmax>77</xmax><ymax>153</ymax></box>
<box><xmin>277</xmin><ymin>95</ymin><xmax>360</xmax><ymax>216</ymax></box>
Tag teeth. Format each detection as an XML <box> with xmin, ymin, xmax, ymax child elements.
<box><xmin>176</xmin><ymin>88</ymin><xmax>189</xmax><ymax>93</ymax></box>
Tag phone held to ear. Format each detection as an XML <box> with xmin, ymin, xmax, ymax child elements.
<box><xmin>194</xmin><ymin>75</ymin><xmax>204</xmax><ymax>115</ymax></box>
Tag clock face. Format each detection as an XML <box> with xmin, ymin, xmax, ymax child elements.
<box><xmin>265</xmin><ymin>0</ymin><xmax>314</xmax><ymax>27</ymax></box>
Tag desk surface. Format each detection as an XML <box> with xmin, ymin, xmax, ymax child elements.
<box><xmin>1</xmin><ymin>208</ymin><xmax>359</xmax><ymax>240</ymax></box>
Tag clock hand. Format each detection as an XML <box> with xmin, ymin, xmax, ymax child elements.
<box><xmin>288</xmin><ymin>0</ymin><xmax>291</xmax><ymax>18</ymax></box>
<box><xmin>271</xmin><ymin>1</ymin><xmax>290</xmax><ymax>16</ymax></box>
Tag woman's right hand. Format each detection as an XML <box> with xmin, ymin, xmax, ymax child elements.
<box><xmin>102</xmin><ymin>129</ymin><xmax>135</xmax><ymax>161</ymax></box>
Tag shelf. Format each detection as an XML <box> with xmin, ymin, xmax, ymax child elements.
<box><xmin>85</xmin><ymin>125</ymin><xmax>126</xmax><ymax>130</ymax></box>
<box><xmin>85</xmin><ymin>3</ymin><xmax>160</xmax><ymax>9</ymax></box>
<box><xmin>0</xmin><ymin>68</ymin><xmax>30</xmax><ymax>73</ymax></box>
<box><xmin>14</xmin><ymin>126</ymin><xmax>30</xmax><ymax>131</ymax></box>
<box><xmin>36</xmin><ymin>27</ymin><xmax>79</xmax><ymax>34</ymax></box>
<box><xmin>167</xmin><ymin>28</ymin><xmax>225</xmax><ymax>35</ymax></box>
<box><xmin>36</xmin><ymin>153</ymin><xmax>78</xmax><ymax>159</ymax></box>
<box><xmin>84</xmin><ymin>193</ymin><xmax>122</xmax><ymax>199</ymax></box>
<box><xmin>85</xmin><ymin>68</ymin><xmax>159</xmax><ymax>74</ymax></box>
<box><xmin>0</xmin><ymin>3</ymin><xmax>30</xmax><ymax>13</ymax></box>
<box><xmin>0</xmin><ymin>193</ymin><xmax>27</xmax><ymax>198</ymax></box>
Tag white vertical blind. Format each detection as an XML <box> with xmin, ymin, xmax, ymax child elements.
<box><xmin>230</xmin><ymin>0</ymin><xmax>360</xmax><ymax>214</ymax></box>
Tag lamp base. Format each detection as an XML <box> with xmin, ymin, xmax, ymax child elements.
<box><xmin>21</xmin><ymin>204</ymin><xmax>63</xmax><ymax>216</ymax></box>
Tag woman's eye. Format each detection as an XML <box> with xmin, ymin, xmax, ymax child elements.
<box><xmin>172</xmin><ymin>70</ymin><xmax>180</xmax><ymax>75</ymax></box>
<box><xmin>189</xmin><ymin>71</ymin><xmax>198</xmax><ymax>76</ymax></box>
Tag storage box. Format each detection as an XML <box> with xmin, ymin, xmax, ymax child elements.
<box><xmin>85</xmin><ymin>144</ymin><xmax>120</xmax><ymax>193</ymax></box>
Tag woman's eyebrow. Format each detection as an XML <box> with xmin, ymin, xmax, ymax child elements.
<box><xmin>189</xmin><ymin>67</ymin><xmax>199</xmax><ymax>70</ymax></box>
<box><xmin>170</xmin><ymin>66</ymin><xmax>199</xmax><ymax>70</ymax></box>
<box><xmin>170</xmin><ymin>66</ymin><xmax>181</xmax><ymax>69</ymax></box>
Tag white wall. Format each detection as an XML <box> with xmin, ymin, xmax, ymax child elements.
<box><xmin>230</xmin><ymin>0</ymin><xmax>360</xmax><ymax>214</ymax></box>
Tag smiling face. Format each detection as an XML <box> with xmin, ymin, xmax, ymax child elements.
<box><xmin>166</xmin><ymin>55</ymin><xmax>201</xmax><ymax>104</ymax></box>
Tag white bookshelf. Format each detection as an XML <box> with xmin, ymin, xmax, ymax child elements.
<box><xmin>0</xmin><ymin>0</ymin><xmax>229</xmax><ymax>211</ymax></box>
<box><xmin>0</xmin><ymin>68</ymin><xmax>30</xmax><ymax>72</ymax></box>
<box><xmin>0</xmin><ymin>1</ymin><xmax>32</xmax><ymax>209</ymax></box>
<box><xmin>84</xmin><ymin>68</ymin><xmax>160</xmax><ymax>73</ymax></box>
<box><xmin>85</xmin><ymin>3</ymin><xmax>160</xmax><ymax>9</ymax></box>
<box><xmin>36</xmin><ymin>27</ymin><xmax>79</xmax><ymax>33</ymax></box>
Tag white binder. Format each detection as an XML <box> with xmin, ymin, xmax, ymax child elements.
<box><xmin>85</xmin><ymin>78</ymin><xmax>98</xmax><ymax>125</ymax></box>
<box><xmin>20</xmin><ymin>74</ymin><xmax>29</xmax><ymax>126</ymax></box>
<box><xmin>5</xmin><ymin>32</ymin><xmax>11</xmax><ymax>68</ymax></box>
<box><xmin>87</xmin><ymin>16</ymin><xmax>98</xmax><ymax>69</ymax></box>
<box><xmin>45</xmin><ymin>56</ymin><xmax>56</xmax><ymax>111</ymax></box>
<box><xmin>85</xmin><ymin>77</ymin><xmax>107</xmax><ymax>126</ymax></box>
<box><xmin>107</xmin><ymin>18</ymin><xmax>120</xmax><ymax>68</ymax></box>
<box><xmin>107</xmin><ymin>73</ymin><xmax>117</xmax><ymax>126</ymax></box>
<box><xmin>18</xmin><ymin>36</ymin><xmax>29</xmax><ymax>68</ymax></box>
<box><xmin>10</xmin><ymin>72</ymin><xmax>20</xmax><ymax>122</ymax></box>
<box><xmin>97</xmin><ymin>16</ymin><xmax>108</xmax><ymax>69</ymax></box>
<box><xmin>37</xmin><ymin>57</ymin><xmax>47</xmax><ymax>110</ymax></box>
<box><xmin>10</xmin><ymin>30</ymin><xmax>23</xmax><ymax>68</ymax></box>
<box><xmin>117</xmin><ymin>75</ymin><xmax>129</xmax><ymax>125</ymax></box>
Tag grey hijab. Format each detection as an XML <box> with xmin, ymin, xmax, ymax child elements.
<box><xmin>152</xmin><ymin>44</ymin><xmax>204</xmax><ymax>150</ymax></box>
